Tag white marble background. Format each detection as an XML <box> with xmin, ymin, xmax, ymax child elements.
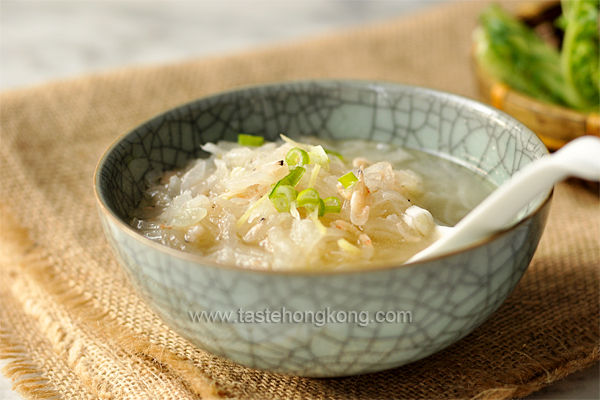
<box><xmin>0</xmin><ymin>1</ymin><xmax>598</xmax><ymax>399</ymax></box>
<box><xmin>2</xmin><ymin>0</ymin><xmax>437</xmax><ymax>90</ymax></box>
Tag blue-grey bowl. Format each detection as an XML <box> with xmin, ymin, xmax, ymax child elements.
<box><xmin>94</xmin><ymin>80</ymin><xmax>552</xmax><ymax>377</ymax></box>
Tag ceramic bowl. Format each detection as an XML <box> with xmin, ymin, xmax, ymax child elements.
<box><xmin>94</xmin><ymin>80</ymin><xmax>552</xmax><ymax>377</ymax></box>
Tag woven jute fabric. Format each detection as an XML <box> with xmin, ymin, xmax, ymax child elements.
<box><xmin>1</xmin><ymin>1</ymin><xmax>598</xmax><ymax>399</ymax></box>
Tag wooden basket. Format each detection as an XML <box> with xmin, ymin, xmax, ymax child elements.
<box><xmin>471</xmin><ymin>1</ymin><xmax>600</xmax><ymax>150</ymax></box>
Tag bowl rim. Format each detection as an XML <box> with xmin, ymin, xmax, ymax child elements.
<box><xmin>93</xmin><ymin>78</ymin><xmax>554</xmax><ymax>276</ymax></box>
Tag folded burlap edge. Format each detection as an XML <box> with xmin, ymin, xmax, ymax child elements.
<box><xmin>0</xmin><ymin>202</ymin><xmax>230</xmax><ymax>400</ymax></box>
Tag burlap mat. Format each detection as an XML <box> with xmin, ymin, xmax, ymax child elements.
<box><xmin>1</xmin><ymin>1</ymin><xmax>598</xmax><ymax>399</ymax></box>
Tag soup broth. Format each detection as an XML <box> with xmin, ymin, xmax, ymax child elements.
<box><xmin>131</xmin><ymin>137</ymin><xmax>496</xmax><ymax>271</ymax></box>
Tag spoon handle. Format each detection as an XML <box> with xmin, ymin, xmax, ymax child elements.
<box><xmin>408</xmin><ymin>136</ymin><xmax>600</xmax><ymax>263</ymax></box>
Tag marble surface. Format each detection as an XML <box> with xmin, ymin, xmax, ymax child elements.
<box><xmin>1</xmin><ymin>0</ymin><xmax>436</xmax><ymax>91</ymax></box>
<box><xmin>0</xmin><ymin>1</ymin><xmax>597</xmax><ymax>398</ymax></box>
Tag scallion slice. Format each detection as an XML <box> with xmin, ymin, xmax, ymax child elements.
<box><xmin>270</xmin><ymin>167</ymin><xmax>306</xmax><ymax>199</ymax></box>
<box><xmin>270</xmin><ymin>185</ymin><xmax>297</xmax><ymax>213</ymax></box>
<box><xmin>323</xmin><ymin>196</ymin><xmax>341</xmax><ymax>214</ymax></box>
<box><xmin>281</xmin><ymin>166</ymin><xmax>305</xmax><ymax>187</ymax></box>
<box><xmin>286</xmin><ymin>147</ymin><xmax>310</xmax><ymax>169</ymax></box>
<box><xmin>297</xmin><ymin>188</ymin><xmax>320</xmax><ymax>208</ymax></box>
<box><xmin>297</xmin><ymin>188</ymin><xmax>326</xmax><ymax>216</ymax></box>
<box><xmin>324</xmin><ymin>149</ymin><xmax>344</xmax><ymax>161</ymax></box>
<box><xmin>318</xmin><ymin>198</ymin><xmax>325</xmax><ymax>217</ymax></box>
<box><xmin>338</xmin><ymin>172</ymin><xmax>358</xmax><ymax>189</ymax></box>
<box><xmin>237</xmin><ymin>134</ymin><xmax>264</xmax><ymax>146</ymax></box>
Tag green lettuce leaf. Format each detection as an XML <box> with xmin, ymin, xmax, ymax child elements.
<box><xmin>560</xmin><ymin>0</ymin><xmax>599</xmax><ymax>111</ymax></box>
<box><xmin>475</xmin><ymin>4</ymin><xmax>568</xmax><ymax>106</ymax></box>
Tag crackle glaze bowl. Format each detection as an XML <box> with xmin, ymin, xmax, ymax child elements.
<box><xmin>94</xmin><ymin>80</ymin><xmax>552</xmax><ymax>377</ymax></box>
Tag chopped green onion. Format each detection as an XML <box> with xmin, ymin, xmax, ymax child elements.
<box><xmin>270</xmin><ymin>185</ymin><xmax>297</xmax><ymax>213</ymax></box>
<box><xmin>269</xmin><ymin>167</ymin><xmax>305</xmax><ymax>214</ymax></box>
<box><xmin>318</xmin><ymin>198</ymin><xmax>325</xmax><ymax>217</ymax></box>
<box><xmin>280</xmin><ymin>166</ymin><xmax>305</xmax><ymax>187</ymax></box>
<box><xmin>286</xmin><ymin>147</ymin><xmax>310</xmax><ymax>169</ymax></box>
<box><xmin>297</xmin><ymin>188</ymin><xmax>320</xmax><ymax>208</ymax></box>
<box><xmin>338</xmin><ymin>172</ymin><xmax>358</xmax><ymax>189</ymax></box>
<box><xmin>297</xmin><ymin>188</ymin><xmax>326</xmax><ymax>216</ymax></box>
<box><xmin>324</xmin><ymin>149</ymin><xmax>344</xmax><ymax>161</ymax></box>
<box><xmin>270</xmin><ymin>167</ymin><xmax>306</xmax><ymax>199</ymax></box>
<box><xmin>323</xmin><ymin>196</ymin><xmax>341</xmax><ymax>214</ymax></box>
<box><xmin>237</xmin><ymin>134</ymin><xmax>264</xmax><ymax>146</ymax></box>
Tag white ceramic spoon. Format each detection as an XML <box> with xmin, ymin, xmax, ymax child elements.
<box><xmin>406</xmin><ymin>135</ymin><xmax>600</xmax><ymax>264</ymax></box>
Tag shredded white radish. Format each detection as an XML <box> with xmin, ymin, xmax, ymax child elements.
<box><xmin>130</xmin><ymin>136</ymin><xmax>448</xmax><ymax>271</ymax></box>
